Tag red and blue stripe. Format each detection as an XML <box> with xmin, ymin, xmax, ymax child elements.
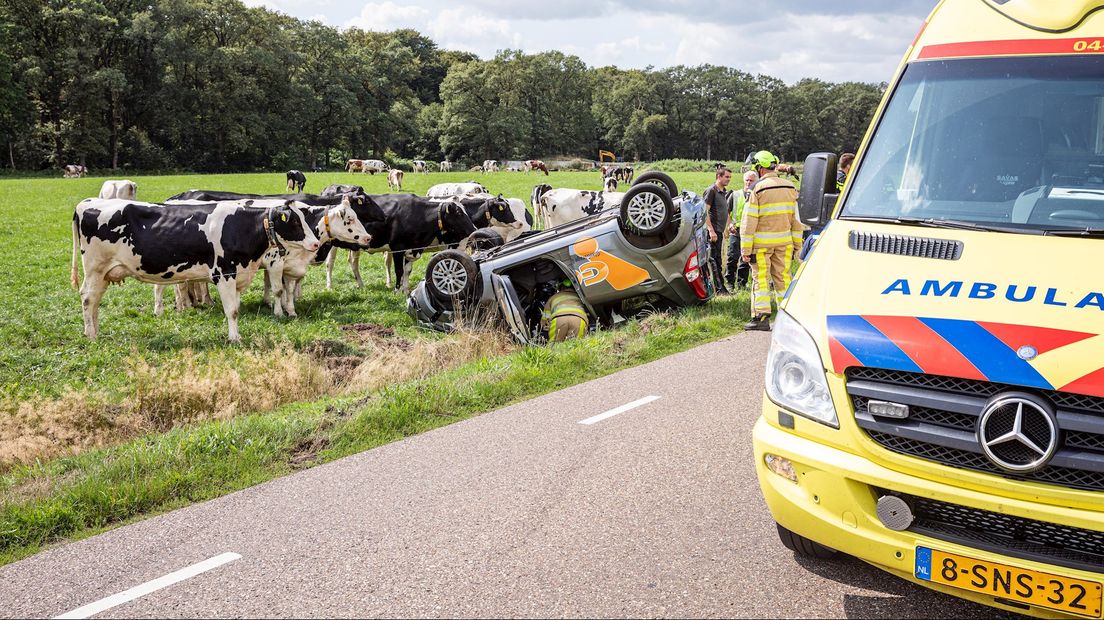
<box><xmin>827</xmin><ymin>315</ymin><xmax>1101</xmax><ymax>396</ymax></box>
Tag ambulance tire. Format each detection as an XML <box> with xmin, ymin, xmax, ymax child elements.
<box><xmin>426</xmin><ymin>249</ymin><xmax>482</xmax><ymax>309</ymax></box>
<box><xmin>631</xmin><ymin>170</ymin><xmax>679</xmax><ymax>197</ymax></box>
<box><xmin>776</xmin><ymin>523</ymin><xmax>838</xmax><ymax>559</ymax></box>
<box><xmin>619</xmin><ymin>183</ymin><xmax>674</xmax><ymax>237</ymax></box>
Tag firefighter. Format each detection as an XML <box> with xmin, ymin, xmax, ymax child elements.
<box><xmin>740</xmin><ymin>150</ymin><xmax>804</xmax><ymax>331</ymax></box>
<box><xmin>542</xmin><ymin>279</ymin><xmax>589</xmax><ymax>342</ymax></box>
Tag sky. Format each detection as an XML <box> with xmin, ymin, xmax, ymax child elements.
<box><xmin>239</xmin><ymin>0</ymin><xmax>937</xmax><ymax>84</ymax></box>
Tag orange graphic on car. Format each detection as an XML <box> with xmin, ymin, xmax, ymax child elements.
<box><xmin>572</xmin><ymin>237</ymin><xmax>650</xmax><ymax>290</ymax></box>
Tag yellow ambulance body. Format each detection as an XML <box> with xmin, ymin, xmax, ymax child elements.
<box><xmin>753</xmin><ymin>1</ymin><xmax>1104</xmax><ymax>616</ymax></box>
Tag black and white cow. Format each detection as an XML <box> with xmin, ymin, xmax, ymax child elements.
<box><xmin>361</xmin><ymin>159</ymin><xmax>389</xmax><ymax>175</ymax></box>
<box><xmin>439</xmin><ymin>160</ymin><xmax>452</xmax><ymax>172</ymax></box>
<box><xmin>412</xmin><ymin>160</ymin><xmax>427</xmax><ymax>174</ymax></box>
<box><xmin>63</xmin><ymin>164</ymin><xmax>88</xmax><ymax>178</ymax></box>
<box><xmin>286</xmin><ymin>170</ymin><xmax>307</xmax><ymax>193</ymax></box>
<box><xmin>325</xmin><ymin>193</ymin><xmax>520</xmax><ymax>293</ymax></box>
<box><xmin>536</xmin><ymin>188</ymin><xmax>625</xmax><ymax>229</ymax></box>
<box><xmin>426</xmin><ymin>181</ymin><xmax>489</xmax><ymax>198</ymax></box>
<box><xmin>606</xmin><ymin>166</ymin><xmax>633</xmax><ymax>183</ymax></box>
<box><xmin>71</xmin><ymin>199</ymin><xmax>320</xmax><ymax>341</ymax></box>
<box><xmin>163</xmin><ymin>189</ymin><xmax>386</xmax><ymax>313</ymax></box>
<box><xmin>425</xmin><ymin>183</ymin><xmax>530</xmax><ymax>241</ymax></box>
<box><xmin>531</xmin><ymin>183</ymin><xmax>553</xmax><ymax>228</ymax></box>
<box><xmin>320</xmin><ymin>184</ymin><xmax>366</xmax><ymax>198</ymax></box>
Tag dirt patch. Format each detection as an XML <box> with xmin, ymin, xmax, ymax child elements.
<box><xmin>289</xmin><ymin>435</ymin><xmax>331</xmax><ymax>468</ymax></box>
<box><xmin>340</xmin><ymin>323</ymin><xmax>395</xmax><ymax>338</ymax></box>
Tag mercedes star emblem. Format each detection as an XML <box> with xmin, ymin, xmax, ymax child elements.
<box><xmin>977</xmin><ymin>394</ymin><xmax>1059</xmax><ymax>473</ymax></box>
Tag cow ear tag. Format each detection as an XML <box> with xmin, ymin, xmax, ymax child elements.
<box><xmin>281</xmin><ymin>213</ymin><xmax>288</xmax><ymax>222</ymax></box>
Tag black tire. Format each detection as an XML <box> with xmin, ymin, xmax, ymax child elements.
<box><xmin>425</xmin><ymin>249</ymin><xmax>482</xmax><ymax>308</ymax></box>
<box><xmin>619</xmin><ymin>183</ymin><xmax>674</xmax><ymax>237</ymax></box>
<box><xmin>464</xmin><ymin>228</ymin><xmax>504</xmax><ymax>253</ymax></box>
<box><xmin>631</xmin><ymin>170</ymin><xmax>679</xmax><ymax>197</ymax></box>
<box><xmin>776</xmin><ymin>523</ymin><xmax>838</xmax><ymax>559</ymax></box>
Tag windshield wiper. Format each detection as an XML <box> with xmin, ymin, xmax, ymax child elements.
<box><xmin>842</xmin><ymin>215</ymin><xmax>1038</xmax><ymax>234</ymax></box>
<box><xmin>1043</xmin><ymin>227</ymin><xmax>1104</xmax><ymax>237</ymax></box>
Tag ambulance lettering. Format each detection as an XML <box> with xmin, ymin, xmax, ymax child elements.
<box><xmin>881</xmin><ymin>279</ymin><xmax>1104</xmax><ymax>310</ymax></box>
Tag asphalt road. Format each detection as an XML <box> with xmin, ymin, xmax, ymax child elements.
<box><xmin>0</xmin><ymin>332</ymin><xmax>1011</xmax><ymax>618</ymax></box>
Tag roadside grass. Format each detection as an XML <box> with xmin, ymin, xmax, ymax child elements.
<box><xmin>0</xmin><ymin>293</ymin><xmax>750</xmax><ymax>566</ymax></box>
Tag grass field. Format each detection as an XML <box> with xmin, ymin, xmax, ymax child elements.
<box><xmin>0</xmin><ymin>167</ymin><xmax>742</xmax><ymax>563</ymax></box>
<box><xmin>1</xmin><ymin>169</ymin><xmax>715</xmax><ymax>400</ymax></box>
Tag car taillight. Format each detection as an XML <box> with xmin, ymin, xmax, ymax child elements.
<box><xmin>684</xmin><ymin>251</ymin><xmax>708</xmax><ymax>299</ymax></box>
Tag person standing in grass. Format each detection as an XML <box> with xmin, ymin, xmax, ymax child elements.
<box><xmin>725</xmin><ymin>170</ymin><xmax>757</xmax><ymax>289</ymax></box>
<box><xmin>702</xmin><ymin>166</ymin><xmax>733</xmax><ymax>295</ymax></box>
<box><xmin>740</xmin><ymin>151</ymin><xmax>804</xmax><ymax>331</ymax></box>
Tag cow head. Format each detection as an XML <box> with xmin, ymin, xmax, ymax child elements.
<box><xmin>326</xmin><ymin>197</ymin><xmax>373</xmax><ymax>247</ymax></box>
<box><xmin>347</xmin><ymin>192</ymin><xmax>388</xmax><ymax>228</ymax></box>
<box><xmin>486</xmin><ymin>194</ymin><xmax>520</xmax><ymax>229</ymax></box>
<box><xmin>439</xmin><ymin>198</ymin><xmax>477</xmax><ymax>243</ymax></box>
<box><xmin>272</xmin><ymin>202</ymin><xmax>320</xmax><ymax>252</ymax></box>
<box><xmin>604</xmin><ymin>177</ymin><xmax>618</xmax><ymax>192</ymax></box>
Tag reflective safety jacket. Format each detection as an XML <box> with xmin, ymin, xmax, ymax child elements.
<box><xmin>740</xmin><ymin>171</ymin><xmax>804</xmax><ymax>255</ymax></box>
<box><xmin>542</xmin><ymin>289</ymin><xmax>588</xmax><ymax>321</ymax></box>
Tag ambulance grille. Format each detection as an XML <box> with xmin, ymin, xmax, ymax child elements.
<box><xmin>877</xmin><ymin>490</ymin><xmax>1104</xmax><ymax>573</ymax></box>
<box><xmin>848</xmin><ymin>231</ymin><xmax>963</xmax><ymax>260</ymax></box>
<box><xmin>846</xmin><ymin>368</ymin><xmax>1104</xmax><ymax>492</ymax></box>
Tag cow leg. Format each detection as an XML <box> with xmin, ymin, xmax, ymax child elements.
<box><xmin>174</xmin><ymin>283</ymin><xmax>190</xmax><ymax>311</ymax></box>
<box><xmin>153</xmin><ymin>285</ymin><xmax>165</xmax><ymax>316</ymax></box>
<box><xmin>80</xmin><ymin>274</ymin><xmax>108</xmax><ymax>339</ymax></box>
<box><xmin>399</xmin><ymin>254</ymin><xmax>415</xmax><ymax>294</ymax></box>
<box><xmin>215</xmin><ymin>278</ymin><xmax>242</xmax><ymax>342</ymax></box>
<box><xmin>283</xmin><ymin>276</ymin><xmax>298</xmax><ymax>318</ymax></box>
<box><xmin>383</xmin><ymin>251</ymin><xmax>392</xmax><ymax>289</ymax></box>
<box><xmin>391</xmin><ymin>252</ymin><xmax>405</xmax><ymax>291</ymax></box>
<box><xmin>266</xmin><ymin>267</ymin><xmax>286</xmax><ymax>317</ymax></box>
<box><xmin>196</xmin><ymin>281</ymin><xmax>213</xmax><ymax>305</ymax></box>
<box><xmin>262</xmin><ymin>272</ymin><xmax>273</xmax><ymax>307</ymax></box>
<box><xmin>349</xmin><ymin>250</ymin><xmax>363</xmax><ymax>288</ymax></box>
<box><xmin>324</xmin><ymin>247</ymin><xmax>337</xmax><ymax>290</ymax></box>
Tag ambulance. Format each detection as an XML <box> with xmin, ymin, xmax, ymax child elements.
<box><xmin>753</xmin><ymin>0</ymin><xmax>1104</xmax><ymax>616</ymax></box>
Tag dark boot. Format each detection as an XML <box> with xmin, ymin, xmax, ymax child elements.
<box><xmin>744</xmin><ymin>314</ymin><xmax>771</xmax><ymax>331</ymax></box>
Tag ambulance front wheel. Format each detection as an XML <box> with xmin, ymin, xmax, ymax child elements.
<box><xmin>776</xmin><ymin>523</ymin><xmax>838</xmax><ymax>559</ymax></box>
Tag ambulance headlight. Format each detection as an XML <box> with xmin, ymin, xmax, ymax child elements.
<box><xmin>765</xmin><ymin>311</ymin><xmax>838</xmax><ymax>428</ymax></box>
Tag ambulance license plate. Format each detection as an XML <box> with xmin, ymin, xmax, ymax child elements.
<box><xmin>915</xmin><ymin>547</ymin><xmax>1102</xmax><ymax>617</ymax></box>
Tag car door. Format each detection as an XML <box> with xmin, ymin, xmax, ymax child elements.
<box><xmin>491</xmin><ymin>274</ymin><xmax>530</xmax><ymax>344</ymax></box>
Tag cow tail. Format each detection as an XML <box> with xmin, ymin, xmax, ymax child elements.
<box><xmin>70</xmin><ymin>213</ymin><xmax>81</xmax><ymax>289</ymax></box>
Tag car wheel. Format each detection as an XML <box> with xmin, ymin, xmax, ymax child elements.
<box><xmin>631</xmin><ymin>170</ymin><xmax>679</xmax><ymax>197</ymax></box>
<box><xmin>776</xmin><ymin>524</ymin><xmax>838</xmax><ymax>559</ymax></box>
<box><xmin>426</xmin><ymin>249</ymin><xmax>482</xmax><ymax>308</ymax></box>
<box><xmin>620</xmin><ymin>183</ymin><xmax>674</xmax><ymax>237</ymax></box>
<box><xmin>464</xmin><ymin>228</ymin><xmax>505</xmax><ymax>253</ymax></box>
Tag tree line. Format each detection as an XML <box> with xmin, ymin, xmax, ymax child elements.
<box><xmin>0</xmin><ymin>0</ymin><xmax>886</xmax><ymax>172</ymax></box>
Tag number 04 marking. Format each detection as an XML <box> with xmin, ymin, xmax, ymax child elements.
<box><xmin>1074</xmin><ymin>39</ymin><xmax>1104</xmax><ymax>52</ymax></box>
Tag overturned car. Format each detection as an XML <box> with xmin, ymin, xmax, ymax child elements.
<box><xmin>407</xmin><ymin>172</ymin><xmax>715</xmax><ymax>342</ymax></box>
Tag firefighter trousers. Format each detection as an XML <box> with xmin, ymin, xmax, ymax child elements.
<box><xmin>750</xmin><ymin>245</ymin><xmax>793</xmax><ymax>316</ymax></box>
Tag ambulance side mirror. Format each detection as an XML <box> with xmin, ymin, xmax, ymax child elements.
<box><xmin>798</xmin><ymin>152</ymin><xmax>839</xmax><ymax>228</ymax></box>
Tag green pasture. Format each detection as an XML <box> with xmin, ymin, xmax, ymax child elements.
<box><xmin>0</xmin><ymin>169</ymin><xmax>718</xmax><ymax>400</ymax></box>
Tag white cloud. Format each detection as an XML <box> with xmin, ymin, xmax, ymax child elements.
<box><xmin>346</xmin><ymin>2</ymin><xmax>430</xmax><ymax>31</ymax></box>
<box><xmin>425</xmin><ymin>8</ymin><xmax>522</xmax><ymax>55</ymax></box>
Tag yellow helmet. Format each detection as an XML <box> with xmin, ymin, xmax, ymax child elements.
<box><xmin>746</xmin><ymin>150</ymin><xmax>779</xmax><ymax>170</ymax></box>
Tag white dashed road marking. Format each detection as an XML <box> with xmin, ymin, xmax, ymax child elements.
<box><xmin>578</xmin><ymin>395</ymin><xmax>661</xmax><ymax>426</ymax></box>
<box><xmin>54</xmin><ymin>552</ymin><xmax>241</xmax><ymax>619</ymax></box>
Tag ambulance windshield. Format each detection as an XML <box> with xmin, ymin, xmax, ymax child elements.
<box><xmin>842</xmin><ymin>55</ymin><xmax>1104</xmax><ymax>233</ymax></box>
